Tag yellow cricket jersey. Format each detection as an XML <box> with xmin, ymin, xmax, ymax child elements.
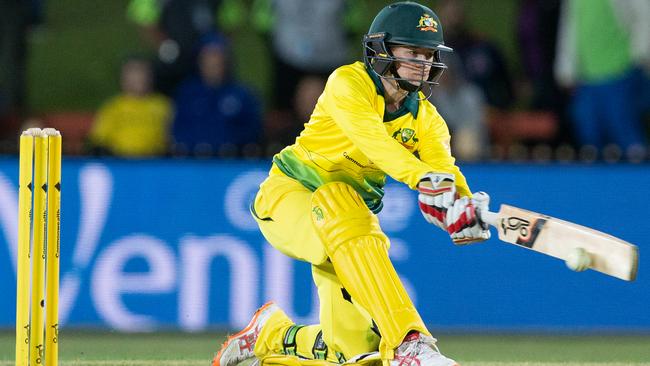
<box><xmin>272</xmin><ymin>61</ymin><xmax>471</xmax><ymax>213</ymax></box>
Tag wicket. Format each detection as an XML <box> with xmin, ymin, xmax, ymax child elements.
<box><xmin>16</xmin><ymin>128</ymin><xmax>62</xmax><ymax>366</ymax></box>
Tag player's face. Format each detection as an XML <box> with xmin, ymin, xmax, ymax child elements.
<box><xmin>391</xmin><ymin>46</ymin><xmax>434</xmax><ymax>84</ymax></box>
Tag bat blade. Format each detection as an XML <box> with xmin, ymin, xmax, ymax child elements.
<box><xmin>486</xmin><ymin>204</ymin><xmax>638</xmax><ymax>281</ymax></box>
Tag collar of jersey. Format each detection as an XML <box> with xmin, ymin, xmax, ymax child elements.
<box><xmin>365</xmin><ymin>65</ymin><xmax>420</xmax><ymax>121</ymax></box>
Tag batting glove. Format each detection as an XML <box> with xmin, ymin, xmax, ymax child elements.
<box><xmin>445</xmin><ymin>192</ymin><xmax>491</xmax><ymax>245</ymax></box>
<box><xmin>417</xmin><ymin>172</ymin><xmax>457</xmax><ymax>231</ymax></box>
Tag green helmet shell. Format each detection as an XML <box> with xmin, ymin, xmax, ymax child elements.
<box><xmin>368</xmin><ymin>1</ymin><xmax>452</xmax><ymax>52</ymax></box>
<box><xmin>363</xmin><ymin>2</ymin><xmax>452</xmax><ymax>92</ymax></box>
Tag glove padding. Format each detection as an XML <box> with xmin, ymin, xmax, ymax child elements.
<box><xmin>417</xmin><ymin>172</ymin><xmax>457</xmax><ymax>231</ymax></box>
<box><xmin>445</xmin><ymin>192</ymin><xmax>491</xmax><ymax>245</ymax></box>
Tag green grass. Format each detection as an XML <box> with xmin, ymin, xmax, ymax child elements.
<box><xmin>2</xmin><ymin>331</ymin><xmax>650</xmax><ymax>365</ymax></box>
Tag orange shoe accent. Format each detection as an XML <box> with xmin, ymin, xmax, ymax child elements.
<box><xmin>212</xmin><ymin>302</ymin><xmax>277</xmax><ymax>366</ymax></box>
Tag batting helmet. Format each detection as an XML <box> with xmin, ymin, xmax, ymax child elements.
<box><xmin>363</xmin><ymin>1</ymin><xmax>452</xmax><ymax>92</ymax></box>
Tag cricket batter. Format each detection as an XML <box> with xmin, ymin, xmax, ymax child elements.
<box><xmin>213</xmin><ymin>2</ymin><xmax>490</xmax><ymax>366</ymax></box>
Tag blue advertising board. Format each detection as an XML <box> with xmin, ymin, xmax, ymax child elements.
<box><xmin>0</xmin><ymin>159</ymin><xmax>648</xmax><ymax>332</ymax></box>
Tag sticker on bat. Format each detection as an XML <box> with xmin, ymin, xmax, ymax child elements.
<box><xmin>501</xmin><ymin>216</ymin><xmax>547</xmax><ymax>248</ymax></box>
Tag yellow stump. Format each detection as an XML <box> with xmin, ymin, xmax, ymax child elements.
<box><xmin>16</xmin><ymin>130</ymin><xmax>35</xmax><ymax>366</ymax></box>
<box><xmin>16</xmin><ymin>127</ymin><xmax>62</xmax><ymax>366</ymax></box>
<box><xmin>45</xmin><ymin>129</ymin><xmax>61</xmax><ymax>366</ymax></box>
<box><xmin>30</xmin><ymin>131</ymin><xmax>48</xmax><ymax>365</ymax></box>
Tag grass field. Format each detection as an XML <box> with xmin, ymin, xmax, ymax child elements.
<box><xmin>1</xmin><ymin>331</ymin><xmax>650</xmax><ymax>365</ymax></box>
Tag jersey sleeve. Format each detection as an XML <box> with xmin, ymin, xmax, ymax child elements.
<box><xmin>418</xmin><ymin>112</ymin><xmax>472</xmax><ymax>197</ymax></box>
<box><xmin>322</xmin><ymin>68</ymin><xmax>438</xmax><ymax>189</ymax></box>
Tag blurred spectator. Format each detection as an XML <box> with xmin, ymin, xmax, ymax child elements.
<box><xmin>555</xmin><ymin>0</ymin><xmax>650</xmax><ymax>154</ymax></box>
<box><xmin>264</xmin><ymin>75</ymin><xmax>325</xmax><ymax>155</ymax></box>
<box><xmin>0</xmin><ymin>0</ymin><xmax>31</xmax><ymax>151</ymax></box>
<box><xmin>429</xmin><ymin>54</ymin><xmax>488</xmax><ymax>161</ymax></box>
<box><xmin>516</xmin><ymin>0</ymin><xmax>563</xmax><ymax>112</ymax></box>
<box><xmin>437</xmin><ymin>0</ymin><xmax>515</xmax><ymax>110</ymax></box>
<box><xmin>127</xmin><ymin>0</ymin><xmax>227</xmax><ymax>95</ymax></box>
<box><xmin>252</xmin><ymin>0</ymin><xmax>364</xmax><ymax>114</ymax></box>
<box><xmin>87</xmin><ymin>57</ymin><xmax>172</xmax><ymax>157</ymax></box>
<box><xmin>515</xmin><ymin>0</ymin><xmax>569</xmax><ymax>149</ymax></box>
<box><xmin>171</xmin><ymin>32</ymin><xmax>262</xmax><ymax>158</ymax></box>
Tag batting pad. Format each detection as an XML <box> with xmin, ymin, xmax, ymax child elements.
<box><xmin>310</xmin><ymin>182</ymin><xmax>430</xmax><ymax>359</ymax></box>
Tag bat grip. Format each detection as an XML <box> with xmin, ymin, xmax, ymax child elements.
<box><xmin>478</xmin><ymin>209</ymin><xmax>499</xmax><ymax>228</ymax></box>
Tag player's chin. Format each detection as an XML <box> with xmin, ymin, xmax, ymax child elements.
<box><xmin>405</xmin><ymin>77</ymin><xmax>426</xmax><ymax>88</ymax></box>
<box><xmin>404</xmin><ymin>72</ymin><xmax>429</xmax><ymax>85</ymax></box>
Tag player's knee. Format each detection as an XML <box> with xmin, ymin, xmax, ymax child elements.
<box><xmin>311</xmin><ymin>182</ymin><xmax>387</xmax><ymax>256</ymax></box>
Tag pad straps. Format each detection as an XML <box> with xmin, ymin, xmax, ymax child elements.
<box><xmin>282</xmin><ymin>324</ymin><xmax>347</xmax><ymax>363</ymax></box>
<box><xmin>312</xmin><ymin>330</ymin><xmax>346</xmax><ymax>363</ymax></box>
<box><xmin>311</xmin><ymin>330</ymin><xmax>327</xmax><ymax>360</ymax></box>
<box><xmin>282</xmin><ymin>325</ymin><xmax>304</xmax><ymax>356</ymax></box>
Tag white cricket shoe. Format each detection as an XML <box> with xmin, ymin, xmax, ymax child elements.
<box><xmin>391</xmin><ymin>332</ymin><xmax>459</xmax><ymax>366</ymax></box>
<box><xmin>212</xmin><ymin>302</ymin><xmax>280</xmax><ymax>366</ymax></box>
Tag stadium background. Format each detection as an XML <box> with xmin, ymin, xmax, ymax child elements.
<box><xmin>0</xmin><ymin>160</ymin><xmax>649</xmax><ymax>332</ymax></box>
<box><xmin>1</xmin><ymin>0</ymin><xmax>650</xmax><ymax>364</ymax></box>
<box><xmin>21</xmin><ymin>0</ymin><xmax>520</xmax><ymax>113</ymax></box>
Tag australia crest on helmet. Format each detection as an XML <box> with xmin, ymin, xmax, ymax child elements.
<box><xmin>417</xmin><ymin>14</ymin><xmax>438</xmax><ymax>33</ymax></box>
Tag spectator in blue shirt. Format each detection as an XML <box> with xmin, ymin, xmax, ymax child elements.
<box><xmin>171</xmin><ymin>32</ymin><xmax>262</xmax><ymax>157</ymax></box>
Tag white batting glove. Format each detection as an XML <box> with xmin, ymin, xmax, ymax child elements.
<box><xmin>417</xmin><ymin>172</ymin><xmax>457</xmax><ymax>231</ymax></box>
<box><xmin>445</xmin><ymin>192</ymin><xmax>491</xmax><ymax>245</ymax></box>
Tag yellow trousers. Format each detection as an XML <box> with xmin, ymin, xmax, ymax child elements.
<box><xmin>252</xmin><ymin>173</ymin><xmax>381</xmax><ymax>361</ymax></box>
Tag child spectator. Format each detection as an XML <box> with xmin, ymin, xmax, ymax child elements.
<box><xmin>88</xmin><ymin>56</ymin><xmax>172</xmax><ymax>157</ymax></box>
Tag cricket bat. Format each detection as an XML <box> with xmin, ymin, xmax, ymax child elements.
<box><xmin>480</xmin><ymin>204</ymin><xmax>639</xmax><ymax>281</ymax></box>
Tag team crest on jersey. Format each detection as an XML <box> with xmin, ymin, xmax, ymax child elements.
<box><xmin>393</xmin><ymin>128</ymin><xmax>419</xmax><ymax>144</ymax></box>
<box><xmin>417</xmin><ymin>14</ymin><xmax>438</xmax><ymax>32</ymax></box>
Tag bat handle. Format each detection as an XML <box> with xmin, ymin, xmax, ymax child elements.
<box><xmin>478</xmin><ymin>209</ymin><xmax>499</xmax><ymax>228</ymax></box>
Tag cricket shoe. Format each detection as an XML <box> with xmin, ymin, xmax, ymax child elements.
<box><xmin>391</xmin><ymin>332</ymin><xmax>459</xmax><ymax>366</ymax></box>
<box><xmin>212</xmin><ymin>302</ymin><xmax>280</xmax><ymax>366</ymax></box>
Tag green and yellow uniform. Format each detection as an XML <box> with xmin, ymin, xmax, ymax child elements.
<box><xmin>271</xmin><ymin>61</ymin><xmax>470</xmax><ymax>214</ymax></box>
<box><xmin>252</xmin><ymin>61</ymin><xmax>471</xmax><ymax>364</ymax></box>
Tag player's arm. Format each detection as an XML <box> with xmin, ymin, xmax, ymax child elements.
<box><xmin>322</xmin><ymin>68</ymin><xmax>438</xmax><ymax>189</ymax></box>
<box><xmin>417</xmin><ymin>113</ymin><xmax>490</xmax><ymax>244</ymax></box>
<box><xmin>417</xmin><ymin>114</ymin><xmax>471</xmax><ymax>196</ymax></box>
